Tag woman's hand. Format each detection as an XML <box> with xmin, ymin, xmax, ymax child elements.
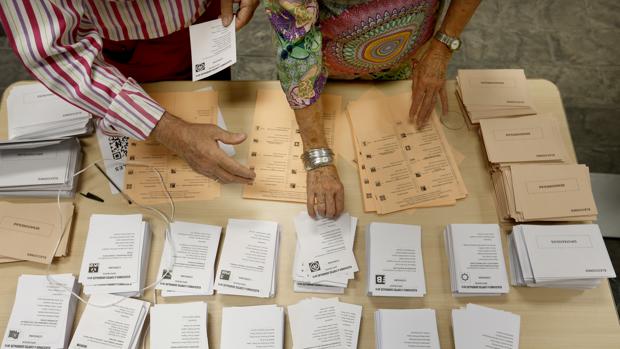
<box><xmin>409</xmin><ymin>40</ymin><xmax>452</xmax><ymax>128</ymax></box>
<box><xmin>306</xmin><ymin>165</ymin><xmax>344</xmax><ymax>219</ymax></box>
<box><xmin>220</xmin><ymin>0</ymin><xmax>260</xmax><ymax>30</ymax></box>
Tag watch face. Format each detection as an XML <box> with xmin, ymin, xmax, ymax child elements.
<box><xmin>450</xmin><ymin>40</ymin><xmax>461</xmax><ymax>50</ymax></box>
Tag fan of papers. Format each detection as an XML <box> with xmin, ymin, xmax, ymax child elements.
<box><xmin>288</xmin><ymin>298</ymin><xmax>362</xmax><ymax>349</ymax></box>
<box><xmin>220</xmin><ymin>305</ymin><xmax>284</xmax><ymax>349</ymax></box>
<box><xmin>456</xmin><ymin>69</ymin><xmax>536</xmax><ymax>124</ymax></box>
<box><xmin>292</xmin><ymin>212</ymin><xmax>358</xmax><ymax>294</ymax></box>
<box><xmin>452</xmin><ymin>304</ymin><xmax>520</xmax><ymax>349</ymax></box>
<box><xmin>366</xmin><ymin>222</ymin><xmax>426</xmax><ymax>297</ymax></box>
<box><xmin>78</xmin><ymin>214</ymin><xmax>151</xmax><ymax>297</ymax></box>
<box><xmin>375</xmin><ymin>309</ymin><xmax>440</xmax><ymax>349</ymax></box>
<box><xmin>150</xmin><ymin>302</ymin><xmax>209</xmax><ymax>349</ymax></box>
<box><xmin>444</xmin><ymin>224</ymin><xmax>509</xmax><ymax>296</ymax></box>
<box><xmin>508</xmin><ymin>224</ymin><xmax>616</xmax><ymax>289</ymax></box>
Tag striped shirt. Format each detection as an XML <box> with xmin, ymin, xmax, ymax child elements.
<box><xmin>0</xmin><ymin>1</ymin><xmax>212</xmax><ymax>140</ymax></box>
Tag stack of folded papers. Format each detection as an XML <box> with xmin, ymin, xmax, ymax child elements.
<box><xmin>452</xmin><ymin>304</ymin><xmax>520</xmax><ymax>349</ymax></box>
<box><xmin>78</xmin><ymin>214</ymin><xmax>151</xmax><ymax>297</ymax></box>
<box><xmin>456</xmin><ymin>69</ymin><xmax>536</xmax><ymax>124</ymax></box>
<box><xmin>375</xmin><ymin>309</ymin><xmax>440</xmax><ymax>349</ymax></box>
<box><xmin>220</xmin><ymin>305</ymin><xmax>284</xmax><ymax>349</ymax></box>
<box><xmin>366</xmin><ymin>222</ymin><xmax>426</xmax><ymax>297</ymax></box>
<box><xmin>508</xmin><ymin>224</ymin><xmax>616</xmax><ymax>289</ymax></box>
<box><xmin>215</xmin><ymin>219</ymin><xmax>280</xmax><ymax>298</ymax></box>
<box><xmin>156</xmin><ymin>221</ymin><xmax>222</xmax><ymax>297</ymax></box>
<box><xmin>5</xmin><ymin>82</ymin><xmax>91</xmax><ymax>140</ymax></box>
<box><xmin>1</xmin><ymin>274</ymin><xmax>79</xmax><ymax>349</ymax></box>
<box><xmin>0</xmin><ymin>138</ymin><xmax>82</xmax><ymax>197</ymax></box>
<box><xmin>492</xmin><ymin>163</ymin><xmax>598</xmax><ymax>222</ymax></box>
<box><xmin>444</xmin><ymin>224</ymin><xmax>509</xmax><ymax>296</ymax></box>
<box><xmin>288</xmin><ymin>298</ymin><xmax>362</xmax><ymax>349</ymax></box>
<box><xmin>292</xmin><ymin>212</ymin><xmax>358</xmax><ymax>294</ymax></box>
<box><xmin>69</xmin><ymin>294</ymin><xmax>149</xmax><ymax>349</ymax></box>
<box><xmin>479</xmin><ymin>114</ymin><xmax>569</xmax><ymax>166</ymax></box>
<box><xmin>150</xmin><ymin>302</ymin><xmax>209</xmax><ymax>349</ymax></box>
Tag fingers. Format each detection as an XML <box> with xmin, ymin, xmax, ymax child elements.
<box><xmin>409</xmin><ymin>77</ymin><xmax>425</xmax><ymax>123</ymax></box>
<box><xmin>220</xmin><ymin>0</ymin><xmax>233</xmax><ymax>26</ymax></box>
<box><xmin>213</xmin><ymin>165</ymin><xmax>253</xmax><ymax>184</ymax></box>
<box><xmin>316</xmin><ymin>193</ymin><xmax>327</xmax><ymax>217</ymax></box>
<box><xmin>307</xmin><ymin>189</ymin><xmax>316</xmax><ymax>218</ymax></box>
<box><xmin>335</xmin><ymin>188</ymin><xmax>344</xmax><ymax>217</ymax></box>
<box><xmin>215</xmin><ymin>148</ymin><xmax>256</xmax><ymax>179</ymax></box>
<box><xmin>325</xmin><ymin>192</ymin><xmax>336</xmax><ymax>218</ymax></box>
<box><xmin>214</xmin><ymin>127</ymin><xmax>247</xmax><ymax>145</ymax></box>
<box><xmin>415</xmin><ymin>88</ymin><xmax>438</xmax><ymax>129</ymax></box>
<box><xmin>439</xmin><ymin>85</ymin><xmax>449</xmax><ymax>116</ymax></box>
<box><xmin>235</xmin><ymin>0</ymin><xmax>259</xmax><ymax>30</ymax></box>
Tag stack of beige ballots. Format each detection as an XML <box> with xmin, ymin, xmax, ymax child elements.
<box><xmin>456</xmin><ymin>69</ymin><xmax>536</xmax><ymax>124</ymax></box>
<box><xmin>346</xmin><ymin>92</ymin><xmax>467</xmax><ymax>215</ymax></box>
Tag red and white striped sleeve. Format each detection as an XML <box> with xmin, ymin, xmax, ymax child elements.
<box><xmin>0</xmin><ymin>0</ymin><xmax>164</xmax><ymax>140</ymax></box>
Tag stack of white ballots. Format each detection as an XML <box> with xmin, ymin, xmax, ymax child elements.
<box><xmin>78</xmin><ymin>214</ymin><xmax>151</xmax><ymax>297</ymax></box>
<box><xmin>156</xmin><ymin>221</ymin><xmax>222</xmax><ymax>297</ymax></box>
<box><xmin>214</xmin><ymin>219</ymin><xmax>280</xmax><ymax>298</ymax></box>
<box><xmin>150</xmin><ymin>302</ymin><xmax>209</xmax><ymax>349</ymax></box>
<box><xmin>444</xmin><ymin>224</ymin><xmax>509</xmax><ymax>296</ymax></box>
<box><xmin>1</xmin><ymin>274</ymin><xmax>79</xmax><ymax>349</ymax></box>
<box><xmin>7</xmin><ymin>82</ymin><xmax>91</xmax><ymax>140</ymax></box>
<box><xmin>288</xmin><ymin>298</ymin><xmax>362</xmax><ymax>349</ymax></box>
<box><xmin>375</xmin><ymin>309</ymin><xmax>440</xmax><ymax>349</ymax></box>
<box><xmin>509</xmin><ymin>224</ymin><xmax>616</xmax><ymax>289</ymax></box>
<box><xmin>292</xmin><ymin>212</ymin><xmax>358</xmax><ymax>294</ymax></box>
<box><xmin>0</xmin><ymin>138</ymin><xmax>82</xmax><ymax>197</ymax></box>
<box><xmin>366</xmin><ymin>222</ymin><xmax>426</xmax><ymax>297</ymax></box>
<box><xmin>69</xmin><ymin>294</ymin><xmax>149</xmax><ymax>349</ymax></box>
<box><xmin>452</xmin><ymin>304</ymin><xmax>520</xmax><ymax>349</ymax></box>
<box><xmin>220</xmin><ymin>305</ymin><xmax>284</xmax><ymax>349</ymax></box>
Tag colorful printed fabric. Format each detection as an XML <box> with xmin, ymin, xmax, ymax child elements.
<box><xmin>265</xmin><ymin>0</ymin><xmax>441</xmax><ymax>109</ymax></box>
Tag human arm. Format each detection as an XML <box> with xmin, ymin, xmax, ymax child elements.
<box><xmin>220</xmin><ymin>0</ymin><xmax>260</xmax><ymax>30</ymax></box>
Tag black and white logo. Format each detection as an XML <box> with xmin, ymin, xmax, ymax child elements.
<box><xmin>195</xmin><ymin>62</ymin><xmax>205</xmax><ymax>73</ymax></box>
<box><xmin>309</xmin><ymin>261</ymin><xmax>321</xmax><ymax>272</ymax></box>
<box><xmin>220</xmin><ymin>270</ymin><xmax>231</xmax><ymax>280</ymax></box>
<box><xmin>88</xmin><ymin>263</ymin><xmax>99</xmax><ymax>273</ymax></box>
<box><xmin>375</xmin><ymin>274</ymin><xmax>386</xmax><ymax>284</ymax></box>
<box><xmin>8</xmin><ymin>330</ymin><xmax>19</xmax><ymax>339</ymax></box>
<box><xmin>162</xmin><ymin>270</ymin><xmax>172</xmax><ymax>280</ymax></box>
<box><xmin>460</xmin><ymin>273</ymin><xmax>470</xmax><ymax>281</ymax></box>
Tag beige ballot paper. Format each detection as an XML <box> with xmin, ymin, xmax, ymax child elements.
<box><xmin>457</xmin><ymin>69</ymin><xmax>531</xmax><ymax>108</ymax></box>
<box><xmin>0</xmin><ymin>202</ymin><xmax>74</xmax><ymax>264</ymax></box>
<box><xmin>243</xmin><ymin>89</ymin><xmax>340</xmax><ymax>203</ymax></box>
<box><xmin>124</xmin><ymin>91</ymin><xmax>220</xmax><ymax>205</ymax></box>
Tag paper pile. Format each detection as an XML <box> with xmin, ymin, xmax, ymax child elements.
<box><xmin>346</xmin><ymin>92</ymin><xmax>467</xmax><ymax>214</ymax></box>
<box><xmin>444</xmin><ymin>224</ymin><xmax>509</xmax><ymax>296</ymax></box>
<box><xmin>150</xmin><ymin>302</ymin><xmax>209</xmax><ymax>349</ymax></box>
<box><xmin>492</xmin><ymin>163</ymin><xmax>598</xmax><ymax>222</ymax></box>
<box><xmin>366</xmin><ymin>222</ymin><xmax>426</xmax><ymax>297</ymax></box>
<box><xmin>220</xmin><ymin>305</ymin><xmax>284</xmax><ymax>349</ymax></box>
<box><xmin>292</xmin><ymin>212</ymin><xmax>358</xmax><ymax>294</ymax></box>
<box><xmin>374</xmin><ymin>309</ymin><xmax>440</xmax><ymax>349</ymax></box>
<box><xmin>1</xmin><ymin>274</ymin><xmax>79</xmax><ymax>349</ymax></box>
<box><xmin>214</xmin><ymin>219</ymin><xmax>280</xmax><ymax>298</ymax></box>
<box><xmin>452</xmin><ymin>304</ymin><xmax>520</xmax><ymax>349</ymax></box>
<box><xmin>6</xmin><ymin>83</ymin><xmax>91</xmax><ymax>140</ymax></box>
<box><xmin>0</xmin><ymin>138</ymin><xmax>82</xmax><ymax>197</ymax></box>
<box><xmin>456</xmin><ymin>69</ymin><xmax>536</xmax><ymax>124</ymax></box>
<box><xmin>69</xmin><ymin>294</ymin><xmax>149</xmax><ymax>349</ymax></box>
<box><xmin>288</xmin><ymin>298</ymin><xmax>362</xmax><ymax>349</ymax></box>
<box><xmin>78</xmin><ymin>214</ymin><xmax>151</xmax><ymax>297</ymax></box>
<box><xmin>508</xmin><ymin>224</ymin><xmax>616</xmax><ymax>289</ymax></box>
<box><xmin>156</xmin><ymin>221</ymin><xmax>222</xmax><ymax>297</ymax></box>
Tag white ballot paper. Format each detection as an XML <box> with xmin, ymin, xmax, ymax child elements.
<box><xmin>288</xmin><ymin>298</ymin><xmax>362</xmax><ymax>349</ymax></box>
<box><xmin>190</xmin><ymin>17</ymin><xmax>236</xmax><ymax>81</ymax></box>
<box><xmin>156</xmin><ymin>221</ymin><xmax>222</xmax><ymax>296</ymax></box>
<box><xmin>374</xmin><ymin>308</ymin><xmax>440</xmax><ymax>349</ymax></box>
<box><xmin>150</xmin><ymin>302</ymin><xmax>209</xmax><ymax>349</ymax></box>
<box><xmin>78</xmin><ymin>214</ymin><xmax>151</xmax><ymax>297</ymax></box>
<box><xmin>214</xmin><ymin>219</ymin><xmax>280</xmax><ymax>298</ymax></box>
<box><xmin>1</xmin><ymin>274</ymin><xmax>79</xmax><ymax>349</ymax></box>
<box><xmin>366</xmin><ymin>222</ymin><xmax>426</xmax><ymax>297</ymax></box>
<box><xmin>444</xmin><ymin>224</ymin><xmax>509</xmax><ymax>296</ymax></box>
<box><xmin>220</xmin><ymin>305</ymin><xmax>284</xmax><ymax>349</ymax></box>
<box><xmin>69</xmin><ymin>294</ymin><xmax>149</xmax><ymax>349</ymax></box>
<box><xmin>95</xmin><ymin>128</ymin><xmax>127</xmax><ymax>194</ymax></box>
<box><xmin>452</xmin><ymin>304</ymin><xmax>520</xmax><ymax>349</ymax></box>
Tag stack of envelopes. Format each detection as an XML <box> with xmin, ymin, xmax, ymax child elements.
<box><xmin>456</xmin><ymin>69</ymin><xmax>536</xmax><ymax>124</ymax></box>
<box><xmin>346</xmin><ymin>92</ymin><xmax>467</xmax><ymax>214</ymax></box>
<box><xmin>508</xmin><ymin>224</ymin><xmax>616</xmax><ymax>289</ymax></box>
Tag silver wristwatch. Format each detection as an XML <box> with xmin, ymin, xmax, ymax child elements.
<box><xmin>301</xmin><ymin>148</ymin><xmax>334</xmax><ymax>171</ymax></box>
<box><xmin>434</xmin><ymin>31</ymin><xmax>462</xmax><ymax>51</ymax></box>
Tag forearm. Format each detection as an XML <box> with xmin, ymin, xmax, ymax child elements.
<box><xmin>438</xmin><ymin>0</ymin><xmax>481</xmax><ymax>37</ymax></box>
<box><xmin>294</xmin><ymin>101</ymin><xmax>329</xmax><ymax>151</ymax></box>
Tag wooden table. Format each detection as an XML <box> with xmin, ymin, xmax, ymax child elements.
<box><xmin>1</xmin><ymin>80</ymin><xmax>619</xmax><ymax>349</ymax></box>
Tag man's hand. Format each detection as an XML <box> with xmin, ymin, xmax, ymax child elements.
<box><xmin>409</xmin><ymin>40</ymin><xmax>451</xmax><ymax>128</ymax></box>
<box><xmin>306</xmin><ymin>165</ymin><xmax>344</xmax><ymax>219</ymax></box>
<box><xmin>221</xmin><ymin>0</ymin><xmax>260</xmax><ymax>30</ymax></box>
<box><xmin>152</xmin><ymin>112</ymin><xmax>255</xmax><ymax>184</ymax></box>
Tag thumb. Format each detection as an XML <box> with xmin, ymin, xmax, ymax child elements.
<box><xmin>214</xmin><ymin>127</ymin><xmax>247</xmax><ymax>145</ymax></box>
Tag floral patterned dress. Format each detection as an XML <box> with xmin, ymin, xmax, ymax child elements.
<box><xmin>264</xmin><ymin>0</ymin><xmax>442</xmax><ymax>108</ymax></box>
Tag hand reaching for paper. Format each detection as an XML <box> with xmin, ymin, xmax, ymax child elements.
<box><xmin>220</xmin><ymin>0</ymin><xmax>260</xmax><ymax>30</ymax></box>
<box><xmin>307</xmin><ymin>165</ymin><xmax>344</xmax><ymax>219</ymax></box>
<box><xmin>152</xmin><ymin>112</ymin><xmax>256</xmax><ymax>184</ymax></box>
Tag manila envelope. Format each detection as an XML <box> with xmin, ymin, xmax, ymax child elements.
<box><xmin>457</xmin><ymin>69</ymin><xmax>531</xmax><ymax>108</ymax></box>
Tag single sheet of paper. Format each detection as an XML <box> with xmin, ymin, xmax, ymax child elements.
<box><xmin>220</xmin><ymin>305</ymin><xmax>284</xmax><ymax>349</ymax></box>
<box><xmin>96</xmin><ymin>128</ymin><xmax>128</xmax><ymax>194</ymax></box>
<box><xmin>190</xmin><ymin>17</ymin><xmax>236</xmax><ymax>81</ymax></box>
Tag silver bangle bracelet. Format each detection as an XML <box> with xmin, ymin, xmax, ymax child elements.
<box><xmin>301</xmin><ymin>148</ymin><xmax>334</xmax><ymax>171</ymax></box>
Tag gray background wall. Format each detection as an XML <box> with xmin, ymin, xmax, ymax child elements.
<box><xmin>1</xmin><ymin>0</ymin><xmax>618</xmax><ymax>172</ymax></box>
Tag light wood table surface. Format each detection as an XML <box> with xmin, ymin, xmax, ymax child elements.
<box><xmin>0</xmin><ymin>80</ymin><xmax>619</xmax><ymax>349</ymax></box>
